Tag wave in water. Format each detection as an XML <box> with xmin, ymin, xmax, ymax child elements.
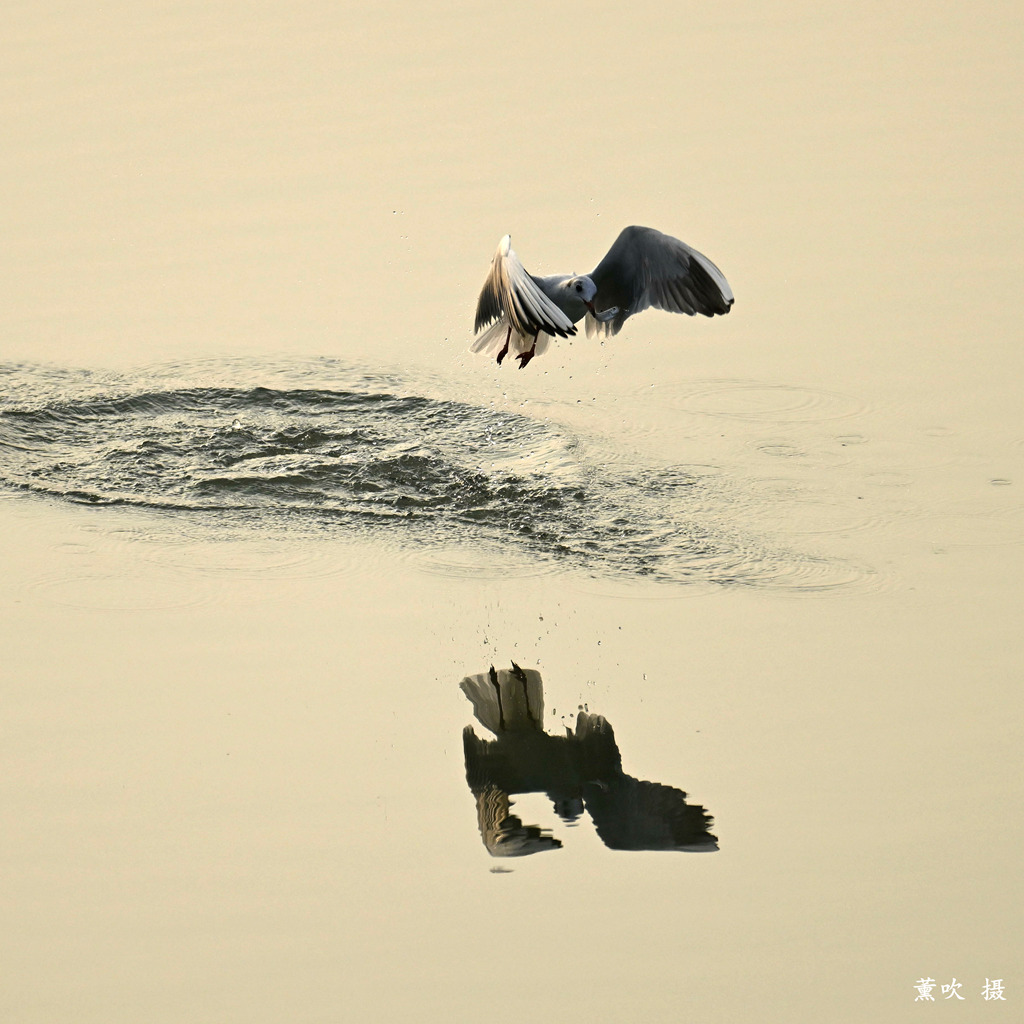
<box><xmin>0</xmin><ymin>360</ymin><xmax>871</xmax><ymax>590</ymax></box>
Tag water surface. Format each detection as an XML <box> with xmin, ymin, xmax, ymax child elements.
<box><xmin>1</xmin><ymin>2</ymin><xmax>1021</xmax><ymax>1023</ymax></box>
<box><xmin>0</xmin><ymin>358</ymin><xmax>876</xmax><ymax>591</ymax></box>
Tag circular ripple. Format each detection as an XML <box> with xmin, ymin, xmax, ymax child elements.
<box><xmin>749</xmin><ymin>438</ymin><xmax>854</xmax><ymax>469</ymax></box>
<box><xmin>641</xmin><ymin>379</ymin><xmax>869</xmax><ymax>423</ymax></box>
<box><xmin>755</xmin><ymin>442</ymin><xmax>806</xmax><ymax>459</ymax></box>
<box><xmin>896</xmin><ymin>500</ymin><xmax>1024</xmax><ymax>548</ymax></box>
<box><xmin>747</xmin><ymin>555</ymin><xmax>890</xmax><ymax>593</ymax></box>
<box><xmin>739</xmin><ymin>478</ymin><xmax>882</xmax><ymax>537</ymax></box>
<box><xmin>864</xmin><ymin>471</ymin><xmax>915</xmax><ymax>488</ymax></box>
<box><xmin>414</xmin><ymin>543</ymin><xmax>561</xmax><ymax>581</ymax></box>
<box><xmin>141</xmin><ymin>538</ymin><xmax>373</xmax><ymax>582</ymax></box>
<box><xmin>28</xmin><ymin>571</ymin><xmax>214</xmax><ymax>611</ymax></box>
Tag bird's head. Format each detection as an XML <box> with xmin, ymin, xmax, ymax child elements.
<box><xmin>558</xmin><ymin>275</ymin><xmax>598</xmax><ymax>321</ymax></box>
<box><xmin>559</xmin><ymin>275</ymin><xmax>618</xmax><ymax>324</ymax></box>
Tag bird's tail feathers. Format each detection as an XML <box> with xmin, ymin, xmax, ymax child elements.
<box><xmin>469</xmin><ymin>318</ymin><xmax>511</xmax><ymax>354</ymax></box>
<box><xmin>470</xmin><ymin>318</ymin><xmax>553</xmax><ymax>358</ymax></box>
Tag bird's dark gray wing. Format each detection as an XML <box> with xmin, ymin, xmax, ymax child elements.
<box><xmin>570</xmin><ymin>713</ymin><xmax>717</xmax><ymax>852</ymax></box>
<box><xmin>474</xmin><ymin>235</ymin><xmax>576</xmax><ymax>340</ymax></box>
<box><xmin>586</xmin><ymin>225</ymin><xmax>734</xmax><ymax>337</ymax></box>
<box><xmin>583</xmin><ymin>776</ymin><xmax>719</xmax><ymax>852</ymax></box>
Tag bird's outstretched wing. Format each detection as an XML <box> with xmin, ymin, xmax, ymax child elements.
<box><xmin>475</xmin><ymin>235</ymin><xmax>577</xmax><ymax>340</ymax></box>
<box><xmin>586</xmin><ymin>225</ymin><xmax>734</xmax><ymax>337</ymax></box>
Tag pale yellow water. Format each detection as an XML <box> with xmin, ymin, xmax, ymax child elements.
<box><xmin>1</xmin><ymin>2</ymin><xmax>1022</xmax><ymax>1021</ymax></box>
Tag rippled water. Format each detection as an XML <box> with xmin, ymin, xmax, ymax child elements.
<box><xmin>0</xmin><ymin>359</ymin><xmax>872</xmax><ymax>590</ymax></box>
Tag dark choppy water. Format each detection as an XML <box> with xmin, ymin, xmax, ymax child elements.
<box><xmin>0</xmin><ymin>359</ymin><xmax>871</xmax><ymax>590</ymax></box>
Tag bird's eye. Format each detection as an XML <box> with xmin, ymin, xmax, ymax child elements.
<box><xmin>575</xmin><ymin>283</ymin><xmax>582</xmax><ymax>293</ymax></box>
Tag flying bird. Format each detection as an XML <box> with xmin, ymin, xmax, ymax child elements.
<box><xmin>471</xmin><ymin>225</ymin><xmax>734</xmax><ymax>367</ymax></box>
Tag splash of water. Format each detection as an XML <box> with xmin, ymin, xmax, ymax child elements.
<box><xmin>0</xmin><ymin>359</ymin><xmax>868</xmax><ymax>590</ymax></box>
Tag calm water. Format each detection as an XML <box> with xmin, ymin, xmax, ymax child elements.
<box><xmin>1</xmin><ymin>2</ymin><xmax>1021</xmax><ymax>1022</ymax></box>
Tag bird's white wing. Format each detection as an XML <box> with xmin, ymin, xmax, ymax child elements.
<box><xmin>586</xmin><ymin>225</ymin><xmax>734</xmax><ymax>337</ymax></box>
<box><xmin>475</xmin><ymin>235</ymin><xmax>576</xmax><ymax>340</ymax></box>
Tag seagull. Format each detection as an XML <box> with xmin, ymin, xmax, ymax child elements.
<box><xmin>471</xmin><ymin>225</ymin><xmax>734</xmax><ymax>368</ymax></box>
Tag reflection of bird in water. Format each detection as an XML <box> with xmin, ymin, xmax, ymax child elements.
<box><xmin>471</xmin><ymin>226</ymin><xmax>734</xmax><ymax>367</ymax></box>
<box><xmin>461</xmin><ymin>663</ymin><xmax>717</xmax><ymax>858</ymax></box>
<box><xmin>472</xmin><ymin>785</ymin><xmax>562</xmax><ymax>857</ymax></box>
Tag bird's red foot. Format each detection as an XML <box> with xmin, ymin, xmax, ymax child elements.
<box><xmin>516</xmin><ymin>348</ymin><xmax>536</xmax><ymax>368</ymax></box>
<box><xmin>496</xmin><ymin>325</ymin><xmax>512</xmax><ymax>365</ymax></box>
